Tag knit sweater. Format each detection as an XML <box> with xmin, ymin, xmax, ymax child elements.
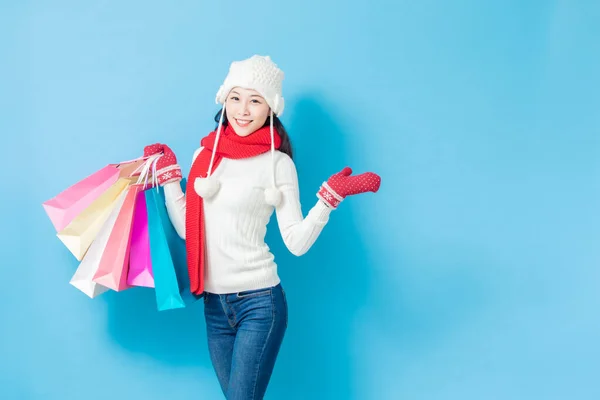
<box><xmin>163</xmin><ymin>147</ymin><xmax>333</xmax><ymax>294</ymax></box>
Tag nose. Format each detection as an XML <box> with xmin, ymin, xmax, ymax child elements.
<box><xmin>238</xmin><ymin>101</ymin><xmax>250</xmax><ymax>116</ymax></box>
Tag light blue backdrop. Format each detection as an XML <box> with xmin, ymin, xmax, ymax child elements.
<box><xmin>2</xmin><ymin>1</ymin><xmax>599</xmax><ymax>399</ymax></box>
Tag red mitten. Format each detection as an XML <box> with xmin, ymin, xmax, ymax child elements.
<box><xmin>143</xmin><ymin>143</ymin><xmax>182</xmax><ymax>186</ymax></box>
<box><xmin>317</xmin><ymin>167</ymin><xmax>381</xmax><ymax>209</ymax></box>
<box><xmin>143</xmin><ymin>143</ymin><xmax>165</xmax><ymax>157</ymax></box>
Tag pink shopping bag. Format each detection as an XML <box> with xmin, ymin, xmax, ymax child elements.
<box><xmin>92</xmin><ymin>184</ymin><xmax>142</xmax><ymax>291</ymax></box>
<box><xmin>126</xmin><ymin>187</ymin><xmax>154</xmax><ymax>288</ymax></box>
<box><xmin>43</xmin><ymin>158</ymin><xmax>147</xmax><ymax>232</ymax></box>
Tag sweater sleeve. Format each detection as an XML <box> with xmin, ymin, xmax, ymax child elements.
<box><xmin>164</xmin><ymin>147</ymin><xmax>203</xmax><ymax>240</ymax></box>
<box><xmin>274</xmin><ymin>154</ymin><xmax>333</xmax><ymax>256</ymax></box>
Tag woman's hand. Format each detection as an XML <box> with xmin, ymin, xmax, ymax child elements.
<box><xmin>317</xmin><ymin>167</ymin><xmax>381</xmax><ymax>209</ymax></box>
<box><xmin>143</xmin><ymin>143</ymin><xmax>182</xmax><ymax>186</ymax></box>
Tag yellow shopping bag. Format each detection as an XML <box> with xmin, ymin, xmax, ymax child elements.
<box><xmin>57</xmin><ymin>177</ymin><xmax>135</xmax><ymax>260</ymax></box>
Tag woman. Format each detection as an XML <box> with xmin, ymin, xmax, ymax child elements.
<box><xmin>143</xmin><ymin>55</ymin><xmax>381</xmax><ymax>399</ymax></box>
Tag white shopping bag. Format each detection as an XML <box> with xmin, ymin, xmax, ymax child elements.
<box><xmin>69</xmin><ymin>189</ymin><xmax>129</xmax><ymax>298</ymax></box>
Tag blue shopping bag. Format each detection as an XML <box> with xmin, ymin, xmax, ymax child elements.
<box><xmin>146</xmin><ymin>179</ymin><xmax>200</xmax><ymax>311</ymax></box>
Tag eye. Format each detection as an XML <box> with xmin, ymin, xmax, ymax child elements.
<box><xmin>251</xmin><ymin>99</ymin><xmax>261</xmax><ymax>104</ymax></box>
<box><xmin>230</xmin><ymin>96</ymin><xmax>239</xmax><ymax>101</ymax></box>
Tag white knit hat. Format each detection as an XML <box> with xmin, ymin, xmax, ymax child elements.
<box><xmin>195</xmin><ymin>55</ymin><xmax>285</xmax><ymax>207</ymax></box>
<box><xmin>215</xmin><ymin>55</ymin><xmax>285</xmax><ymax>116</ymax></box>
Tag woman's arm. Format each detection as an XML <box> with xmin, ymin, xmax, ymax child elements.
<box><xmin>275</xmin><ymin>154</ymin><xmax>333</xmax><ymax>256</ymax></box>
<box><xmin>163</xmin><ymin>147</ymin><xmax>202</xmax><ymax>240</ymax></box>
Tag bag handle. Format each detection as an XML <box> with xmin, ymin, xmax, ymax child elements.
<box><xmin>115</xmin><ymin>155</ymin><xmax>151</xmax><ymax>168</ymax></box>
<box><xmin>135</xmin><ymin>154</ymin><xmax>163</xmax><ymax>190</ymax></box>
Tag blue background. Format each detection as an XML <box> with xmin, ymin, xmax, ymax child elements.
<box><xmin>3</xmin><ymin>1</ymin><xmax>600</xmax><ymax>399</ymax></box>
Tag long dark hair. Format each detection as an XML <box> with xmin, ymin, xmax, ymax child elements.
<box><xmin>213</xmin><ymin>109</ymin><xmax>293</xmax><ymax>160</ymax></box>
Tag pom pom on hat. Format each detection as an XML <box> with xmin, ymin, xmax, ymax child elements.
<box><xmin>194</xmin><ymin>177</ymin><xmax>220</xmax><ymax>199</ymax></box>
<box><xmin>264</xmin><ymin>186</ymin><xmax>282</xmax><ymax>207</ymax></box>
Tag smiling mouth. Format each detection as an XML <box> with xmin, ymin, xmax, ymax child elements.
<box><xmin>235</xmin><ymin>118</ymin><xmax>253</xmax><ymax>127</ymax></box>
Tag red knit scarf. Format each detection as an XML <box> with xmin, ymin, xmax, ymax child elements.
<box><xmin>186</xmin><ymin>123</ymin><xmax>282</xmax><ymax>294</ymax></box>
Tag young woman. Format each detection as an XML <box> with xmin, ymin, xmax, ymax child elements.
<box><xmin>143</xmin><ymin>55</ymin><xmax>381</xmax><ymax>399</ymax></box>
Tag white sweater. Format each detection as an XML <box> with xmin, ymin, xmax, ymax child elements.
<box><xmin>163</xmin><ymin>147</ymin><xmax>333</xmax><ymax>294</ymax></box>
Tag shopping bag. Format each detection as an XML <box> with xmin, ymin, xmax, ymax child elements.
<box><xmin>146</xmin><ymin>187</ymin><xmax>184</xmax><ymax>311</ymax></box>
<box><xmin>156</xmin><ymin>179</ymin><xmax>199</xmax><ymax>306</ymax></box>
<box><xmin>146</xmin><ymin>179</ymin><xmax>200</xmax><ymax>311</ymax></box>
<box><xmin>69</xmin><ymin>189</ymin><xmax>129</xmax><ymax>298</ymax></box>
<box><xmin>126</xmin><ymin>187</ymin><xmax>154</xmax><ymax>288</ymax></box>
<box><xmin>92</xmin><ymin>184</ymin><xmax>142</xmax><ymax>291</ymax></box>
<box><xmin>43</xmin><ymin>158</ymin><xmax>146</xmax><ymax>232</ymax></box>
<box><xmin>56</xmin><ymin>177</ymin><xmax>133</xmax><ymax>260</ymax></box>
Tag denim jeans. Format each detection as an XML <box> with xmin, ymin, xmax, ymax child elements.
<box><xmin>204</xmin><ymin>283</ymin><xmax>288</xmax><ymax>400</ymax></box>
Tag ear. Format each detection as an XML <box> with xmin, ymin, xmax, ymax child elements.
<box><xmin>216</xmin><ymin>85</ymin><xmax>226</xmax><ymax>104</ymax></box>
<box><xmin>273</xmin><ymin>94</ymin><xmax>284</xmax><ymax>116</ymax></box>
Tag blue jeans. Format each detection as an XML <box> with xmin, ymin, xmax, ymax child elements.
<box><xmin>203</xmin><ymin>283</ymin><xmax>288</xmax><ymax>400</ymax></box>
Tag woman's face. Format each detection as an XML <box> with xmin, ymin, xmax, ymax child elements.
<box><xmin>225</xmin><ymin>87</ymin><xmax>271</xmax><ymax>137</ymax></box>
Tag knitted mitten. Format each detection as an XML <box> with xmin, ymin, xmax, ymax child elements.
<box><xmin>317</xmin><ymin>167</ymin><xmax>381</xmax><ymax>209</ymax></box>
<box><xmin>143</xmin><ymin>143</ymin><xmax>182</xmax><ymax>186</ymax></box>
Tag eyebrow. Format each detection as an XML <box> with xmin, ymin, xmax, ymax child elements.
<box><xmin>230</xmin><ymin>91</ymin><xmax>263</xmax><ymax>98</ymax></box>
